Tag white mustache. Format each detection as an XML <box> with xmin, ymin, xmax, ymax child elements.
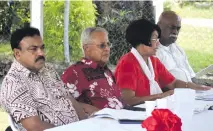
<box><xmin>169</xmin><ymin>34</ymin><xmax>178</xmax><ymax>38</ymax></box>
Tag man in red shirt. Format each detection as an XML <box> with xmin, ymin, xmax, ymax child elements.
<box><xmin>61</xmin><ymin>27</ymin><xmax>123</xmax><ymax>115</ymax></box>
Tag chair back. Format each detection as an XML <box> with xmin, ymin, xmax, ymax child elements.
<box><xmin>8</xmin><ymin>114</ymin><xmax>19</xmax><ymax>131</ymax></box>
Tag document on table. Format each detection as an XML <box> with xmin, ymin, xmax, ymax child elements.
<box><xmin>93</xmin><ymin>108</ymin><xmax>147</xmax><ymax>123</ymax></box>
<box><xmin>196</xmin><ymin>89</ymin><xmax>213</xmax><ymax>101</ymax></box>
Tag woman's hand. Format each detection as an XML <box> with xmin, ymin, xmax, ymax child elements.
<box><xmin>190</xmin><ymin>84</ymin><xmax>212</xmax><ymax>91</ymax></box>
<box><xmin>159</xmin><ymin>90</ymin><xmax>174</xmax><ymax>99</ymax></box>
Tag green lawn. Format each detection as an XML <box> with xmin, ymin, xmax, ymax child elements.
<box><xmin>169</xmin><ymin>3</ymin><xmax>213</xmax><ymax>72</ymax></box>
<box><xmin>172</xmin><ymin>4</ymin><xmax>213</xmax><ymax>19</ymax></box>
<box><xmin>176</xmin><ymin>22</ymin><xmax>213</xmax><ymax>73</ymax></box>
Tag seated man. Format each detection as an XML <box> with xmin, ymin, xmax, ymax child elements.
<box><xmin>61</xmin><ymin>27</ymin><xmax>123</xmax><ymax>110</ymax></box>
<box><xmin>0</xmin><ymin>27</ymin><xmax>87</xmax><ymax>131</ymax></box>
<box><xmin>156</xmin><ymin>11</ymin><xmax>196</xmax><ymax>82</ymax></box>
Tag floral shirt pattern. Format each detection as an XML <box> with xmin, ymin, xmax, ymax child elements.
<box><xmin>61</xmin><ymin>58</ymin><xmax>123</xmax><ymax>109</ymax></box>
<box><xmin>0</xmin><ymin>60</ymin><xmax>79</xmax><ymax>131</ymax></box>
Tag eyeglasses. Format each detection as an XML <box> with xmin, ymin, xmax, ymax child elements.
<box><xmin>150</xmin><ymin>38</ymin><xmax>159</xmax><ymax>44</ymax></box>
<box><xmin>87</xmin><ymin>42</ymin><xmax>112</xmax><ymax>49</ymax></box>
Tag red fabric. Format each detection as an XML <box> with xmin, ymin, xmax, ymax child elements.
<box><xmin>115</xmin><ymin>52</ymin><xmax>175</xmax><ymax>97</ymax></box>
<box><xmin>142</xmin><ymin>109</ymin><xmax>182</xmax><ymax>131</ymax></box>
<box><xmin>61</xmin><ymin>58</ymin><xmax>123</xmax><ymax>109</ymax></box>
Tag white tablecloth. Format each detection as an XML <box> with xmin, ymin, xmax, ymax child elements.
<box><xmin>188</xmin><ymin>110</ymin><xmax>213</xmax><ymax>131</ymax></box>
<box><xmin>46</xmin><ymin>109</ymin><xmax>213</xmax><ymax>131</ymax></box>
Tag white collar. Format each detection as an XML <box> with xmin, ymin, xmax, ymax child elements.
<box><xmin>131</xmin><ymin>47</ymin><xmax>162</xmax><ymax>95</ymax></box>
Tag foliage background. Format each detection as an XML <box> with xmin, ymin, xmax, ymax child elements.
<box><xmin>164</xmin><ymin>0</ymin><xmax>213</xmax><ymax>72</ymax></box>
<box><xmin>1</xmin><ymin>1</ymin><xmax>213</xmax><ymax>131</ymax></box>
<box><xmin>0</xmin><ymin>1</ymin><xmax>30</xmax><ymax>41</ymax></box>
<box><xmin>0</xmin><ymin>1</ymin><xmax>97</xmax><ymax>62</ymax></box>
<box><xmin>43</xmin><ymin>1</ymin><xmax>96</xmax><ymax>62</ymax></box>
<box><xmin>95</xmin><ymin>1</ymin><xmax>155</xmax><ymax>65</ymax></box>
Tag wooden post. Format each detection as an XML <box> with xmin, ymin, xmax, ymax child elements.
<box><xmin>64</xmin><ymin>0</ymin><xmax>70</xmax><ymax>63</ymax></box>
<box><xmin>153</xmin><ymin>0</ymin><xmax>164</xmax><ymax>24</ymax></box>
<box><xmin>30</xmin><ymin>0</ymin><xmax>43</xmax><ymax>38</ymax></box>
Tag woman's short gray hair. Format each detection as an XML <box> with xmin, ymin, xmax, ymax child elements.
<box><xmin>80</xmin><ymin>27</ymin><xmax>108</xmax><ymax>45</ymax></box>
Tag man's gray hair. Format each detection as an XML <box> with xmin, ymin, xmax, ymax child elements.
<box><xmin>80</xmin><ymin>27</ymin><xmax>108</xmax><ymax>45</ymax></box>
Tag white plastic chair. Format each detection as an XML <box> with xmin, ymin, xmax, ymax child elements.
<box><xmin>8</xmin><ymin>114</ymin><xmax>19</xmax><ymax>131</ymax></box>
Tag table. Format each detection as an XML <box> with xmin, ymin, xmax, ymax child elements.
<box><xmin>188</xmin><ymin>110</ymin><xmax>213</xmax><ymax>131</ymax></box>
<box><xmin>45</xmin><ymin>103</ymin><xmax>213</xmax><ymax>131</ymax></box>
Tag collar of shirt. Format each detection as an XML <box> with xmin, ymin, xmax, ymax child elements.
<box><xmin>80</xmin><ymin>58</ymin><xmax>108</xmax><ymax>70</ymax></box>
<box><xmin>158</xmin><ymin>42</ymin><xmax>176</xmax><ymax>51</ymax></box>
<box><xmin>12</xmin><ymin>59</ymin><xmax>46</xmax><ymax>78</ymax></box>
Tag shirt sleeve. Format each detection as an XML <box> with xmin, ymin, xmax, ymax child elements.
<box><xmin>114</xmin><ymin>59</ymin><xmax>138</xmax><ymax>91</ymax></box>
<box><xmin>61</xmin><ymin>66</ymin><xmax>81</xmax><ymax>99</ymax></box>
<box><xmin>155</xmin><ymin>58</ymin><xmax>175</xmax><ymax>88</ymax></box>
<box><xmin>0</xmin><ymin>77</ymin><xmax>38</xmax><ymax>123</ymax></box>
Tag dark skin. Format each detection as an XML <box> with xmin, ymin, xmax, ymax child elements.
<box><xmin>121</xmin><ymin>31</ymin><xmax>211</xmax><ymax>106</ymax></box>
<box><xmin>14</xmin><ymin>35</ymin><xmax>88</xmax><ymax>131</ymax></box>
<box><xmin>122</xmin><ymin>79</ymin><xmax>210</xmax><ymax>106</ymax></box>
<box><xmin>20</xmin><ymin>116</ymin><xmax>55</xmax><ymax>131</ymax></box>
<box><xmin>157</xmin><ymin>11</ymin><xmax>181</xmax><ymax>47</ymax></box>
<box><xmin>157</xmin><ymin>11</ymin><xmax>199</xmax><ymax>82</ymax></box>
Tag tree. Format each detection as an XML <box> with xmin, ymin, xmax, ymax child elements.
<box><xmin>43</xmin><ymin>1</ymin><xmax>97</xmax><ymax>62</ymax></box>
<box><xmin>0</xmin><ymin>1</ymin><xmax>30</xmax><ymax>41</ymax></box>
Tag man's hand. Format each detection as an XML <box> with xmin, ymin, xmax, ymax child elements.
<box><xmin>67</xmin><ymin>95</ymin><xmax>88</xmax><ymax>120</ymax></box>
<box><xmin>80</xmin><ymin>103</ymin><xmax>100</xmax><ymax>116</ymax></box>
<box><xmin>20</xmin><ymin>116</ymin><xmax>54</xmax><ymax>131</ymax></box>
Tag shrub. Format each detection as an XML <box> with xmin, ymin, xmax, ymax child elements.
<box><xmin>43</xmin><ymin>1</ymin><xmax>96</xmax><ymax>62</ymax></box>
<box><xmin>0</xmin><ymin>1</ymin><xmax>30</xmax><ymax>41</ymax></box>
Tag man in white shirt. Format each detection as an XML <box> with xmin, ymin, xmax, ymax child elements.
<box><xmin>156</xmin><ymin>11</ymin><xmax>196</xmax><ymax>82</ymax></box>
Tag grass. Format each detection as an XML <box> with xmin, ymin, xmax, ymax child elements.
<box><xmin>172</xmin><ymin>3</ymin><xmax>213</xmax><ymax>19</ymax></box>
<box><xmin>184</xmin><ymin>49</ymin><xmax>213</xmax><ymax>73</ymax></box>
<box><xmin>174</xmin><ymin>12</ymin><xmax>213</xmax><ymax>72</ymax></box>
<box><xmin>171</xmin><ymin>3</ymin><xmax>213</xmax><ymax>72</ymax></box>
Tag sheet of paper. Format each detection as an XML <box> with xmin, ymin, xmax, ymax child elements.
<box><xmin>194</xmin><ymin>100</ymin><xmax>213</xmax><ymax>114</ymax></box>
<box><xmin>196</xmin><ymin>89</ymin><xmax>213</xmax><ymax>101</ymax></box>
<box><xmin>93</xmin><ymin>108</ymin><xmax>147</xmax><ymax>121</ymax></box>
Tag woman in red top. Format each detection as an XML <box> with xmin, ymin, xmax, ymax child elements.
<box><xmin>114</xmin><ymin>19</ymin><xmax>210</xmax><ymax>106</ymax></box>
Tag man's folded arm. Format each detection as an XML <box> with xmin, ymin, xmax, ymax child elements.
<box><xmin>79</xmin><ymin>102</ymin><xmax>100</xmax><ymax>116</ymax></box>
<box><xmin>67</xmin><ymin>94</ymin><xmax>88</xmax><ymax>120</ymax></box>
